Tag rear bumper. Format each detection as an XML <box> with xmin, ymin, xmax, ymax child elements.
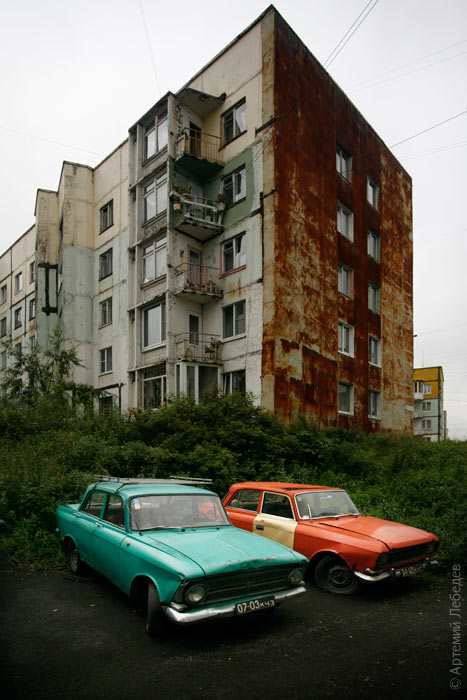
<box><xmin>164</xmin><ymin>585</ymin><xmax>307</xmax><ymax>625</ymax></box>
<box><xmin>355</xmin><ymin>558</ymin><xmax>438</xmax><ymax>583</ymax></box>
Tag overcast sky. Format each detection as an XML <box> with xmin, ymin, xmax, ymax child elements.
<box><xmin>1</xmin><ymin>0</ymin><xmax>466</xmax><ymax>437</ymax></box>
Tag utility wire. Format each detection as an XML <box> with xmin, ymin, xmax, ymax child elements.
<box><xmin>137</xmin><ymin>0</ymin><xmax>161</xmax><ymax>97</ymax></box>
<box><xmin>0</xmin><ymin>125</ymin><xmax>104</xmax><ymax>157</ymax></box>
<box><xmin>390</xmin><ymin>110</ymin><xmax>467</xmax><ymax>148</ymax></box>
<box><xmin>398</xmin><ymin>139</ymin><xmax>467</xmax><ymax>161</ymax></box>
<box><xmin>324</xmin><ymin>0</ymin><xmax>380</xmax><ymax>69</ymax></box>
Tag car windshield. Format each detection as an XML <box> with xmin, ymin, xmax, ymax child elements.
<box><xmin>295</xmin><ymin>490</ymin><xmax>359</xmax><ymax>519</ymax></box>
<box><xmin>130</xmin><ymin>493</ymin><xmax>230</xmax><ymax>531</ymax></box>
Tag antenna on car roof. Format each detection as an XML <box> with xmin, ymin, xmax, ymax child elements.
<box><xmin>93</xmin><ymin>475</ymin><xmax>213</xmax><ymax>486</ymax></box>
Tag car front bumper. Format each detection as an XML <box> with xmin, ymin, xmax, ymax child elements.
<box><xmin>354</xmin><ymin>558</ymin><xmax>438</xmax><ymax>583</ymax></box>
<box><xmin>164</xmin><ymin>585</ymin><xmax>307</xmax><ymax>625</ymax></box>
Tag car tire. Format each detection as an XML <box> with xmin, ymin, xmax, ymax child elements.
<box><xmin>314</xmin><ymin>555</ymin><xmax>360</xmax><ymax>595</ymax></box>
<box><xmin>146</xmin><ymin>581</ymin><xmax>169</xmax><ymax>637</ymax></box>
<box><xmin>66</xmin><ymin>539</ymin><xmax>85</xmax><ymax>576</ymax></box>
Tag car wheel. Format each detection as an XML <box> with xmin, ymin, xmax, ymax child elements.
<box><xmin>314</xmin><ymin>555</ymin><xmax>360</xmax><ymax>595</ymax></box>
<box><xmin>66</xmin><ymin>539</ymin><xmax>85</xmax><ymax>576</ymax></box>
<box><xmin>146</xmin><ymin>581</ymin><xmax>169</xmax><ymax>637</ymax></box>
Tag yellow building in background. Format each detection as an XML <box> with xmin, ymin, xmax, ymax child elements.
<box><xmin>413</xmin><ymin>366</ymin><xmax>447</xmax><ymax>441</ymax></box>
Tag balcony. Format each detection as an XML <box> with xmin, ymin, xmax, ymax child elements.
<box><xmin>175</xmin><ymin>128</ymin><xmax>223</xmax><ymax>179</ymax></box>
<box><xmin>171</xmin><ymin>193</ymin><xmax>224</xmax><ymax>241</ymax></box>
<box><xmin>175</xmin><ymin>333</ymin><xmax>222</xmax><ymax>363</ymax></box>
<box><xmin>174</xmin><ymin>263</ymin><xmax>222</xmax><ymax>303</ymax></box>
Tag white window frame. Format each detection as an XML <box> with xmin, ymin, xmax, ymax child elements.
<box><xmin>367</xmin><ymin>176</ymin><xmax>379</xmax><ymax>208</ymax></box>
<box><xmin>337</xmin><ymin>202</ymin><xmax>353</xmax><ymax>241</ymax></box>
<box><xmin>368</xmin><ymin>282</ymin><xmax>380</xmax><ymax>313</ymax></box>
<box><xmin>99</xmin><ymin>298</ymin><xmax>112</xmax><ymax>327</ymax></box>
<box><xmin>338</xmin><ymin>382</ymin><xmax>354</xmax><ymax>415</ymax></box>
<box><xmin>15</xmin><ymin>272</ymin><xmax>23</xmax><ymax>294</ymax></box>
<box><xmin>368</xmin><ymin>335</ymin><xmax>381</xmax><ymax>366</ymax></box>
<box><xmin>142</xmin><ymin>301</ymin><xmax>166</xmax><ymax>350</ymax></box>
<box><xmin>368</xmin><ymin>390</ymin><xmax>381</xmax><ymax>419</ymax></box>
<box><xmin>223</xmin><ymin>167</ymin><xmax>246</xmax><ymax>206</ymax></box>
<box><xmin>142</xmin><ymin>237</ymin><xmax>167</xmax><ymax>284</ymax></box>
<box><xmin>422</xmin><ymin>418</ymin><xmax>432</xmax><ymax>430</ymax></box>
<box><xmin>223</xmin><ymin>300</ymin><xmax>246</xmax><ymax>340</ymax></box>
<box><xmin>223</xmin><ymin>100</ymin><xmax>246</xmax><ymax>145</ymax></box>
<box><xmin>143</xmin><ymin>170</ymin><xmax>167</xmax><ymax>222</ymax></box>
<box><xmin>336</xmin><ymin>145</ymin><xmax>352</xmax><ymax>180</ymax></box>
<box><xmin>100</xmin><ymin>200</ymin><xmax>113</xmax><ymax>233</ymax></box>
<box><xmin>142</xmin><ymin>363</ymin><xmax>167</xmax><ymax>408</ymax></box>
<box><xmin>29</xmin><ymin>262</ymin><xmax>35</xmax><ymax>284</ymax></box>
<box><xmin>338</xmin><ymin>264</ymin><xmax>352</xmax><ymax>298</ymax></box>
<box><xmin>338</xmin><ymin>321</ymin><xmax>354</xmax><ymax>357</ymax></box>
<box><xmin>144</xmin><ymin>113</ymin><xmax>168</xmax><ymax>160</ymax></box>
<box><xmin>222</xmin><ymin>233</ymin><xmax>246</xmax><ymax>273</ymax></box>
<box><xmin>99</xmin><ymin>249</ymin><xmax>113</xmax><ymax>280</ymax></box>
<box><xmin>223</xmin><ymin>370</ymin><xmax>246</xmax><ymax>394</ymax></box>
<box><xmin>367</xmin><ymin>228</ymin><xmax>380</xmax><ymax>261</ymax></box>
<box><xmin>423</xmin><ymin>384</ymin><xmax>432</xmax><ymax>394</ymax></box>
<box><xmin>421</xmin><ymin>401</ymin><xmax>432</xmax><ymax>412</ymax></box>
<box><xmin>0</xmin><ymin>285</ymin><xmax>6</xmax><ymax>305</ymax></box>
<box><xmin>100</xmin><ymin>347</ymin><xmax>112</xmax><ymax>374</ymax></box>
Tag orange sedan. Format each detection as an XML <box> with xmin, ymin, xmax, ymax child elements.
<box><xmin>223</xmin><ymin>482</ymin><xmax>439</xmax><ymax>594</ymax></box>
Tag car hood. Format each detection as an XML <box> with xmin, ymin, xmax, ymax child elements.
<box><xmin>142</xmin><ymin>526</ymin><xmax>305</xmax><ymax>576</ymax></box>
<box><xmin>316</xmin><ymin>515</ymin><xmax>436</xmax><ymax>550</ymax></box>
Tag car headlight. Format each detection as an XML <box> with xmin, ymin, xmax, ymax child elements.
<box><xmin>287</xmin><ymin>568</ymin><xmax>304</xmax><ymax>586</ymax></box>
<box><xmin>184</xmin><ymin>584</ymin><xmax>208</xmax><ymax>605</ymax></box>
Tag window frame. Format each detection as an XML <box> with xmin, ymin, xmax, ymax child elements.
<box><xmin>261</xmin><ymin>492</ymin><xmax>294</xmax><ymax>520</ymax></box>
<box><xmin>421</xmin><ymin>401</ymin><xmax>432</xmax><ymax>412</ymax></box>
<box><xmin>142</xmin><ymin>363</ymin><xmax>167</xmax><ymax>408</ymax></box>
<box><xmin>368</xmin><ymin>282</ymin><xmax>381</xmax><ymax>313</ymax></box>
<box><xmin>29</xmin><ymin>298</ymin><xmax>36</xmax><ymax>320</ymax></box>
<box><xmin>368</xmin><ymin>335</ymin><xmax>381</xmax><ymax>366</ymax></box>
<box><xmin>223</xmin><ymin>369</ymin><xmax>246</xmax><ymax>394</ymax></box>
<box><xmin>338</xmin><ymin>381</ymin><xmax>354</xmax><ymax>415</ymax></box>
<box><xmin>367</xmin><ymin>176</ymin><xmax>379</xmax><ymax>208</ymax></box>
<box><xmin>142</xmin><ymin>236</ymin><xmax>167</xmax><ymax>284</ymax></box>
<box><xmin>338</xmin><ymin>320</ymin><xmax>354</xmax><ymax>357</ymax></box>
<box><xmin>142</xmin><ymin>300</ymin><xmax>166</xmax><ymax>350</ymax></box>
<box><xmin>143</xmin><ymin>170</ymin><xmax>168</xmax><ymax>222</ymax></box>
<box><xmin>368</xmin><ymin>390</ymin><xmax>381</xmax><ymax>420</ymax></box>
<box><xmin>99</xmin><ymin>249</ymin><xmax>113</xmax><ymax>280</ymax></box>
<box><xmin>222</xmin><ymin>232</ymin><xmax>246</xmax><ymax>274</ymax></box>
<box><xmin>29</xmin><ymin>262</ymin><xmax>35</xmax><ymax>284</ymax></box>
<box><xmin>0</xmin><ymin>285</ymin><xmax>6</xmax><ymax>305</ymax></box>
<box><xmin>336</xmin><ymin>144</ymin><xmax>352</xmax><ymax>181</ymax></box>
<box><xmin>144</xmin><ymin>112</ymin><xmax>168</xmax><ymax>160</ymax></box>
<box><xmin>337</xmin><ymin>202</ymin><xmax>354</xmax><ymax>241</ymax></box>
<box><xmin>422</xmin><ymin>418</ymin><xmax>432</xmax><ymax>430</ymax></box>
<box><xmin>0</xmin><ymin>317</ymin><xmax>6</xmax><ymax>337</ymax></box>
<box><xmin>14</xmin><ymin>272</ymin><xmax>23</xmax><ymax>294</ymax></box>
<box><xmin>14</xmin><ymin>307</ymin><xmax>22</xmax><ymax>329</ymax></box>
<box><xmin>338</xmin><ymin>263</ymin><xmax>353</xmax><ymax>298</ymax></box>
<box><xmin>100</xmin><ymin>200</ymin><xmax>114</xmax><ymax>233</ymax></box>
<box><xmin>222</xmin><ymin>99</ymin><xmax>246</xmax><ymax>145</ymax></box>
<box><xmin>222</xmin><ymin>166</ymin><xmax>246</xmax><ymax>207</ymax></box>
<box><xmin>99</xmin><ymin>298</ymin><xmax>113</xmax><ymax>327</ymax></box>
<box><xmin>367</xmin><ymin>228</ymin><xmax>380</xmax><ymax>261</ymax></box>
<box><xmin>222</xmin><ymin>300</ymin><xmax>246</xmax><ymax>340</ymax></box>
<box><xmin>99</xmin><ymin>347</ymin><xmax>113</xmax><ymax>374</ymax></box>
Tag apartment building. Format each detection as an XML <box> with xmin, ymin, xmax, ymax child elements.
<box><xmin>413</xmin><ymin>367</ymin><xmax>447</xmax><ymax>441</ymax></box>
<box><xmin>0</xmin><ymin>6</ymin><xmax>414</xmax><ymax>433</ymax></box>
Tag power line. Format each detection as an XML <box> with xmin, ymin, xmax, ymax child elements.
<box><xmin>398</xmin><ymin>139</ymin><xmax>467</xmax><ymax>161</ymax></box>
<box><xmin>323</xmin><ymin>0</ymin><xmax>380</xmax><ymax>69</ymax></box>
<box><xmin>415</xmin><ymin>322</ymin><xmax>467</xmax><ymax>337</ymax></box>
<box><xmin>137</xmin><ymin>0</ymin><xmax>161</xmax><ymax>96</ymax></box>
<box><xmin>0</xmin><ymin>125</ymin><xmax>103</xmax><ymax>157</ymax></box>
<box><xmin>390</xmin><ymin>110</ymin><xmax>467</xmax><ymax>148</ymax></box>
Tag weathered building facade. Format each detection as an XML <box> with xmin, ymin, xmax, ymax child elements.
<box><xmin>413</xmin><ymin>367</ymin><xmax>447</xmax><ymax>441</ymax></box>
<box><xmin>0</xmin><ymin>6</ymin><xmax>414</xmax><ymax>433</ymax></box>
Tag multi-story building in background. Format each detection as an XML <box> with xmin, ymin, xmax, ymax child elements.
<box><xmin>0</xmin><ymin>6</ymin><xmax>414</xmax><ymax>433</ymax></box>
<box><xmin>413</xmin><ymin>366</ymin><xmax>447</xmax><ymax>441</ymax></box>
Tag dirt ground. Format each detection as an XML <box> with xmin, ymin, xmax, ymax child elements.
<box><xmin>0</xmin><ymin>568</ymin><xmax>462</xmax><ymax>700</ymax></box>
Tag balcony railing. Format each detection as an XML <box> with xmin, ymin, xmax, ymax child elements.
<box><xmin>175</xmin><ymin>333</ymin><xmax>222</xmax><ymax>362</ymax></box>
<box><xmin>175</xmin><ymin>129</ymin><xmax>222</xmax><ymax>164</ymax></box>
<box><xmin>174</xmin><ymin>263</ymin><xmax>222</xmax><ymax>297</ymax></box>
<box><xmin>171</xmin><ymin>193</ymin><xmax>224</xmax><ymax>240</ymax></box>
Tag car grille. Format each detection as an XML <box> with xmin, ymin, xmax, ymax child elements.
<box><xmin>203</xmin><ymin>566</ymin><xmax>296</xmax><ymax>603</ymax></box>
<box><xmin>386</xmin><ymin>542</ymin><xmax>437</xmax><ymax>567</ymax></box>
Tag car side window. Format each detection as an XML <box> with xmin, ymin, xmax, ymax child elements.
<box><xmin>103</xmin><ymin>494</ymin><xmax>125</xmax><ymax>527</ymax></box>
<box><xmin>261</xmin><ymin>492</ymin><xmax>294</xmax><ymax>519</ymax></box>
<box><xmin>81</xmin><ymin>490</ymin><xmax>106</xmax><ymax>517</ymax></box>
<box><xmin>228</xmin><ymin>489</ymin><xmax>261</xmax><ymax>512</ymax></box>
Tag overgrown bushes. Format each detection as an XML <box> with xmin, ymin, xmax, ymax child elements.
<box><xmin>0</xmin><ymin>390</ymin><xmax>465</xmax><ymax>572</ymax></box>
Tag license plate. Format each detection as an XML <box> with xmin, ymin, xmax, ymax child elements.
<box><xmin>399</xmin><ymin>563</ymin><xmax>425</xmax><ymax>577</ymax></box>
<box><xmin>235</xmin><ymin>597</ymin><xmax>275</xmax><ymax>615</ymax></box>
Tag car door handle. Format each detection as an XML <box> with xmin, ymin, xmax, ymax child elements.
<box><xmin>255</xmin><ymin>525</ymin><xmax>264</xmax><ymax>531</ymax></box>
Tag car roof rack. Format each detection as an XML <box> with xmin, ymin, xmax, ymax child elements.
<box><xmin>93</xmin><ymin>475</ymin><xmax>213</xmax><ymax>486</ymax></box>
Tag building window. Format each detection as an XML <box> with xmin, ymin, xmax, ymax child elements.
<box><xmin>0</xmin><ymin>317</ymin><xmax>6</xmax><ymax>337</ymax></box>
<box><xmin>368</xmin><ymin>282</ymin><xmax>380</xmax><ymax>313</ymax></box>
<box><xmin>15</xmin><ymin>272</ymin><xmax>23</xmax><ymax>294</ymax></box>
<box><xmin>100</xmin><ymin>347</ymin><xmax>112</xmax><ymax>374</ymax></box>
<box><xmin>144</xmin><ymin>113</ymin><xmax>168</xmax><ymax>160</ymax></box>
<box><xmin>368</xmin><ymin>390</ymin><xmax>381</xmax><ymax>419</ymax></box>
<box><xmin>142</xmin><ymin>301</ymin><xmax>166</xmax><ymax>349</ymax></box>
<box><xmin>30</xmin><ymin>335</ymin><xmax>36</xmax><ymax>349</ymax></box>
<box><xmin>142</xmin><ymin>237</ymin><xmax>167</xmax><ymax>283</ymax></box>
<box><xmin>337</xmin><ymin>203</ymin><xmax>353</xmax><ymax>240</ymax></box>
<box><xmin>423</xmin><ymin>383</ymin><xmax>432</xmax><ymax>394</ymax></box>
<box><xmin>414</xmin><ymin>381</ymin><xmax>424</xmax><ymax>394</ymax></box>
<box><xmin>368</xmin><ymin>336</ymin><xmax>381</xmax><ymax>366</ymax></box>
<box><xmin>1</xmin><ymin>350</ymin><xmax>6</xmax><ymax>369</ymax></box>
<box><xmin>223</xmin><ymin>166</ymin><xmax>246</xmax><ymax>206</ymax></box>
<box><xmin>422</xmin><ymin>418</ymin><xmax>432</xmax><ymax>430</ymax></box>
<box><xmin>143</xmin><ymin>363</ymin><xmax>166</xmax><ymax>408</ymax></box>
<box><xmin>338</xmin><ymin>382</ymin><xmax>353</xmax><ymax>414</ymax></box>
<box><xmin>99</xmin><ymin>298</ymin><xmax>112</xmax><ymax>326</ymax></box>
<box><xmin>422</xmin><ymin>401</ymin><xmax>432</xmax><ymax>412</ymax></box>
<box><xmin>99</xmin><ymin>396</ymin><xmax>113</xmax><ymax>414</ymax></box>
<box><xmin>367</xmin><ymin>229</ymin><xmax>380</xmax><ymax>261</ymax></box>
<box><xmin>29</xmin><ymin>298</ymin><xmax>36</xmax><ymax>320</ymax></box>
<box><xmin>14</xmin><ymin>308</ymin><xmax>22</xmax><ymax>329</ymax></box>
<box><xmin>336</xmin><ymin>145</ymin><xmax>352</xmax><ymax>180</ymax></box>
<box><xmin>367</xmin><ymin>176</ymin><xmax>379</xmax><ymax>208</ymax></box>
<box><xmin>29</xmin><ymin>262</ymin><xmax>35</xmax><ymax>284</ymax></box>
<box><xmin>338</xmin><ymin>264</ymin><xmax>352</xmax><ymax>298</ymax></box>
<box><xmin>223</xmin><ymin>100</ymin><xmax>246</xmax><ymax>145</ymax></box>
<box><xmin>100</xmin><ymin>201</ymin><xmax>114</xmax><ymax>233</ymax></box>
<box><xmin>99</xmin><ymin>249</ymin><xmax>113</xmax><ymax>280</ymax></box>
<box><xmin>223</xmin><ymin>370</ymin><xmax>246</xmax><ymax>394</ymax></box>
<box><xmin>143</xmin><ymin>170</ymin><xmax>167</xmax><ymax>222</ymax></box>
<box><xmin>0</xmin><ymin>285</ymin><xmax>6</xmax><ymax>305</ymax></box>
<box><xmin>223</xmin><ymin>233</ymin><xmax>246</xmax><ymax>273</ymax></box>
<box><xmin>223</xmin><ymin>300</ymin><xmax>246</xmax><ymax>339</ymax></box>
<box><xmin>338</xmin><ymin>321</ymin><xmax>354</xmax><ymax>357</ymax></box>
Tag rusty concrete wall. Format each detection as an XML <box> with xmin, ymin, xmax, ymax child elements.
<box><xmin>261</xmin><ymin>12</ymin><xmax>413</xmax><ymax>433</ymax></box>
